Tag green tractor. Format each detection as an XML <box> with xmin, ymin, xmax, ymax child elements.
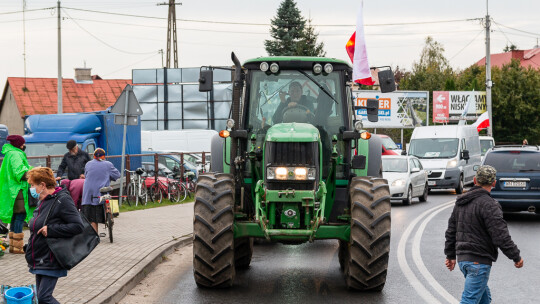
<box><xmin>194</xmin><ymin>53</ymin><xmax>396</xmax><ymax>290</ymax></box>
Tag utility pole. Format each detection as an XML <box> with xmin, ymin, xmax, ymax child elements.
<box><xmin>57</xmin><ymin>0</ymin><xmax>63</xmax><ymax>114</ymax></box>
<box><xmin>158</xmin><ymin>1</ymin><xmax>181</xmax><ymax>68</ymax></box>
<box><xmin>485</xmin><ymin>0</ymin><xmax>493</xmax><ymax>136</ymax></box>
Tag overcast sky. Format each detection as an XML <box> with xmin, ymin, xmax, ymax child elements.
<box><xmin>1</xmin><ymin>0</ymin><xmax>539</xmax><ymax>87</ymax></box>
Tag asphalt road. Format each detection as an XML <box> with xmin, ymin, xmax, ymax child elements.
<box><xmin>158</xmin><ymin>189</ymin><xmax>540</xmax><ymax>304</ymax></box>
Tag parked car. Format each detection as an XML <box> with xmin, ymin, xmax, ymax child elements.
<box><xmin>379</xmin><ymin>134</ymin><xmax>402</xmax><ymax>155</ymax></box>
<box><xmin>382</xmin><ymin>155</ymin><xmax>429</xmax><ymax>205</ymax></box>
<box><xmin>482</xmin><ymin>145</ymin><xmax>540</xmax><ymax>214</ymax></box>
<box><xmin>141</xmin><ymin>152</ymin><xmax>199</xmax><ymax>180</ymax></box>
<box><xmin>409</xmin><ymin>125</ymin><xmax>481</xmax><ymax>194</ymax></box>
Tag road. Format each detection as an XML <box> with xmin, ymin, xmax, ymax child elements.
<box><xmin>121</xmin><ymin>189</ymin><xmax>540</xmax><ymax>304</ymax></box>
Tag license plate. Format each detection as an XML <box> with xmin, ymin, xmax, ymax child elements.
<box><xmin>428</xmin><ymin>181</ymin><xmax>436</xmax><ymax>186</ymax></box>
<box><xmin>504</xmin><ymin>181</ymin><xmax>526</xmax><ymax>188</ymax></box>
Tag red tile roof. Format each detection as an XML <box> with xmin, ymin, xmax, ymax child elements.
<box><xmin>2</xmin><ymin>77</ymin><xmax>131</xmax><ymax>117</ymax></box>
<box><xmin>476</xmin><ymin>48</ymin><xmax>540</xmax><ymax>69</ymax></box>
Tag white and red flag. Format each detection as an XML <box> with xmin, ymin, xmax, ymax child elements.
<box><xmin>345</xmin><ymin>0</ymin><xmax>375</xmax><ymax>86</ymax></box>
<box><xmin>472</xmin><ymin>111</ymin><xmax>490</xmax><ymax>132</ymax></box>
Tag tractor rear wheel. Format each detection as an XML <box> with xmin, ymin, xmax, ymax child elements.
<box><xmin>193</xmin><ymin>173</ymin><xmax>236</xmax><ymax>288</ymax></box>
<box><xmin>345</xmin><ymin>177</ymin><xmax>391</xmax><ymax>291</ymax></box>
<box><xmin>234</xmin><ymin>237</ymin><xmax>254</xmax><ymax>269</ymax></box>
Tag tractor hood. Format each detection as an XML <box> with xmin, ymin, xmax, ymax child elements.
<box><xmin>266</xmin><ymin>123</ymin><xmax>319</xmax><ymax>142</ymax></box>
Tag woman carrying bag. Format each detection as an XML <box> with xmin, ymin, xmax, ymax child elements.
<box><xmin>25</xmin><ymin>167</ymin><xmax>83</xmax><ymax>304</ymax></box>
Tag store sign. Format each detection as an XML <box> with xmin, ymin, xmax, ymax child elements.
<box><xmin>433</xmin><ymin>91</ymin><xmax>486</xmax><ymax>123</ymax></box>
<box><xmin>353</xmin><ymin>91</ymin><xmax>429</xmax><ymax>128</ymax></box>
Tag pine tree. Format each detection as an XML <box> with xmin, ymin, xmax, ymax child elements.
<box><xmin>265</xmin><ymin>0</ymin><xmax>326</xmax><ymax>56</ymax></box>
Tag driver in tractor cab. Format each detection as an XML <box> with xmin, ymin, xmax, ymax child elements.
<box><xmin>272</xmin><ymin>81</ymin><xmax>314</xmax><ymax>124</ymax></box>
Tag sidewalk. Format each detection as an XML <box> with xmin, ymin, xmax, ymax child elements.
<box><xmin>1</xmin><ymin>202</ymin><xmax>194</xmax><ymax>304</ymax></box>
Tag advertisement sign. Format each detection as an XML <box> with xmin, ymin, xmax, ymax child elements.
<box><xmin>353</xmin><ymin>91</ymin><xmax>429</xmax><ymax>128</ymax></box>
<box><xmin>433</xmin><ymin>91</ymin><xmax>486</xmax><ymax>123</ymax></box>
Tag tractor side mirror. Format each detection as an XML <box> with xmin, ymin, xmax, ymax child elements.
<box><xmin>378</xmin><ymin>69</ymin><xmax>396</xmax><ymax>93</ymax></box>
<box><xmin>351</xmin><ymin>155</ymin><xmax>366</xmax><ymax>170</ymax></box>
<box><xmin>461</xmin><ymin>149</ymin><xmax>470</xmax><ymax>160</ymax></box>
<box><xmin>199</xmin><ymin>70</ymin><xmax>213</xmax><ymax>92</ymax></box>
<box><xmin>366</xmin><ymin>98</ymin><xmax>379</xmax><ymax>122</ymax></box>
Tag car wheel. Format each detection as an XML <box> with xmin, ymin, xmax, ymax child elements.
<box><xmin>403</xmin><ymin>186</ymin><xmax>412</xmax><ymax>205</ymax></box>
<box><xmin>455</xmin><ymin>175</ymin><xmax>464</xmax><ymax>195</ymax></box>
<box><xmin>419</xmin><ymin>183</ymin><xmax>428</xmax><ymax>202</ymax></box>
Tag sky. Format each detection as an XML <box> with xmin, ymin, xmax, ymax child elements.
<box><xmin>1</xmin><ymin>0</ymin><xmax>540</xmax><ymax>87</ymax></box>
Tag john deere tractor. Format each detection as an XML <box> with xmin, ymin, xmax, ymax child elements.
<box><xmin>194</xmin><ymin>53</ymin><xmax>396</xmax><ymax>290</ymax></box>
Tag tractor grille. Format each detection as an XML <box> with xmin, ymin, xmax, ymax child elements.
<box><xmin>265</xmin><ymin>141</ymin><xmax>318</xmax><ymax>190</ymax></box>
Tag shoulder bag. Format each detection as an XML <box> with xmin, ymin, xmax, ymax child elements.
<box><xmin>43</xmin><ymin>197</ymin><xmax>100</xmax><ymax>270</ymax></box>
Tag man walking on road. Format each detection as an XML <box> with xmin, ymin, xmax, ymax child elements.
<box><xmin>445</xmin><ymin>165</ymin><xmax>523</xmax><ymax>304</ymax></box>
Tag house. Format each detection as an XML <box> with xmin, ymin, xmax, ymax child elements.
<box><xmin>0</xmin><ymin>68</ymin><xmax>130</xmax><ymax>134</ymax></box>
<box><xmin>476</xmin><ymin>47</ymin><xmax>540</xmax><ymax>69</ymax></box>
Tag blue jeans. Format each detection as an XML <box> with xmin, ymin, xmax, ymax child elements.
<box><xmin>458</xmin><ymin>261</ymin><xmax>492</xmax><ymax>304</ymax></box>
<box><xmin>10</xmin><ymin>212</ymin><xmax>26</xmax><ymax>233</ymax></box>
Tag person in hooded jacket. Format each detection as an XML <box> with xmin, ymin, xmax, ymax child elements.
<box><xmin>0</xmin><ymin>135</ymin><xmax>32</xmax><ymax>254</ymax></box>
<box><xmin>25</xmin><ymin>167</ymin><xmax>83</xmax><ymax>304</ymax></box>
<box><xmin>445</xmin><ymin>165</ymin><xmax>524</xmax><ymax>304</ymax></box>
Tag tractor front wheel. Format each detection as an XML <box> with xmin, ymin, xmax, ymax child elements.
<box><xmin>193</xmin><ymin>173</ymin><xmax>236</xmax><ymax>288</ymax></box>
<box><xmin>234</xmin><ymin>237</ymin><xmax>254</xmax><ymax>269</ymax></box>
<box><xmin>345</xmin><ymin>177</ymin><xmax>391</xmax><ymax>291</ymax></box>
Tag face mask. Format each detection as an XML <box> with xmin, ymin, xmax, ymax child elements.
<box><xmin>29</xmin><ymin>187</ymin><xmax>42</xmax><ymax>199</ymax></box>
<box><xmin>21</xmin><ymin>145</ymin><xmax>26</xmax><ymax>151</ymax></box>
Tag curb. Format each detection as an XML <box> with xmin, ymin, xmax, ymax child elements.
<box><xmin>88</xmin><ymin>234</ymin><xmax>193</xmax><ymax>304</ymax></box>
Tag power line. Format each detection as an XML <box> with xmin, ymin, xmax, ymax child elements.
<box><xmin>492</xmin><ymin>20</ymin><xmax>514</xmax><ymax>46</ymax></box>
<box><xmin>62</xmin><ymin>8</ymin><xmax>157</xmax><ymax>55</ymax></box>
<box><xmin>449</xmin><ymin>29</ymin><xmax>484</xmax><ymax>61</ymax></box>
<box><xmin>493</xmin><ymin>21</ymin><xmax>540</xmax><ymax>37</ymax></box>
<box><xmin>0</xmin><ymin>7</ymin><xmax>54</xmax><ymax>15</ymax></box>
<box><xmin>62</xmin><ymin>7</ymin><xmax>480</xmax><ymax>27</ymax></box>
<box><xmin>103</xmin><ymin>52</ymin><xmax>160</xmax><ymax>76</ymax></box>
<box><xmin>0</xmin><ymin>17</ymin><xmax>53</xmax><ymax>24</ymax></box>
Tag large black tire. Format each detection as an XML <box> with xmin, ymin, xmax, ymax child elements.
<box><xmin>455</xmin><ymin>175</ymin><xmax>464</xmax><ymax>194</ymax></box>
<box><xmin>338</xmin><ymin>240</ymin><xmax>348</xmax><ymax>271</ymax></box>
<box><xmin>210</xmin><ymin>134</ymin><xmax>225</xmax><ymax>173</ymax></box>
<box><xmin>345</xmin><ymin>177</ymin><xmax>391</xmax><ymax>291</ymax></box>
<box><xmin>368</xmin><ymin>135</ymin><xmax>384</xmax><ymax>178</ymax></box>
<box><xmin>234</xmin><ymin>237</ymin><xmax>254</xmax><ymax>269</ymax></box>
<box><xmin>193</xmin><ymin>173</ymin><xmax>236</xmax><ymax>288</ymax></box>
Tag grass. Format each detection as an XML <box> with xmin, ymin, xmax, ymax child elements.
<box><xmin>118</xmin><ymin>196</ymin><xmax>194</xmax><ymax>213</ymax></box>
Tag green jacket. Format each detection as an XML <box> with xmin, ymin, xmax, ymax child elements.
<box><xmin>0</xmin><ymin>143</ymin><xmax>33</xmax><ymax>223</ymax></box>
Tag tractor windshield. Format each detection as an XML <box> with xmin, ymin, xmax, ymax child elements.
<box><xmin>246</xmin><ymin>70</ymin><xmax>345</xmax><ymax>178</ymax></box>
<box><xmin>246</xmin><ymin>70</ymin><xmax>344</xmax><ymax>135</ymax></box>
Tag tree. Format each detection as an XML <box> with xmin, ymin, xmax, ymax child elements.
<box><xmin>265</xmin><ymin>0</ymin><xmax>325</xmax><ymax>56</ymax></box>
<box><xmin>503</xmin><ymin>44</ymin><xmax>518</xmax><ymax>52</ymax></box>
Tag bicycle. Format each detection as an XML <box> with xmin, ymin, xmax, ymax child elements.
<box><xmin>148</xmin><ymin>171</ymin><xmax>187</xmax><ymax>204</ymax></box>
<box><xmin>125</xmin><ymin>168</ymin><xmax>149</xmax><ymax>206</ymax></box>
<box><xmin>94</xmin><ymin>186</ymin><xmax>115</xmax><ymax>243</ymax></box>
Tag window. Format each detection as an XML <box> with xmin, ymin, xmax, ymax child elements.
<box><xmin>413</xmin><ymin>158</ymin><xmax>423</xmax><ymax>170</ymax></box>
<box><xmin>484</xmin><ymin>151</ymin><xmax>540</xmax><ymax>173</ymax></box>
<box><xmin>409</xmin><ymin>159</ymin><xmax>416</xmax><ymax>171</ymax></box>
<box><xmin>382</xmin><ymin>158</ymin><xmax>408</xmax><ymax>172</ymax></box>
<box><xmin>409</xmin><ymin>138</ymin><xmax>459</xmax><ymax>158</ymax></box>
<box><xmin>86</xmin><ymin>144</ymin><xmax>95</xmax><ymax>155</ymax></box>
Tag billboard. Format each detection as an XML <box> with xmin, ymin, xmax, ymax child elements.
<box><xmin>352</xmin><ymin>91</ymin><xmax>429</xmax><ymax>128</ymax></box>
<box><xmin>433</xmin><ymin>91</ymin><xmax>486</xmax><ymax>123</ymax></box>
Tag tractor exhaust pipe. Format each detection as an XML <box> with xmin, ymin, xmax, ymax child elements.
<box><xmin>528</xmin><ymin>206</ymin><xmax>536</xmax><ymax>213</ymax></box>
<box><xmin>229</xmin><ymin>52</ymin><xmax>243</xmax><ymax>177</ymax></box>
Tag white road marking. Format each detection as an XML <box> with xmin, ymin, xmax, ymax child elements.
<box><xmin>412</xmin><ymin>201</ymin><xmax>459</xmax><ymax>304</ymax></box>
<box><xmin>397</xmin><ymin>202</ymin><xmax>454</xmax><ymax>304</ymax></box>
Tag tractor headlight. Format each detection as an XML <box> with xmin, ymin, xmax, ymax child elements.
<box><xmin>324</xmin><ymin>63</ymin><xmax>333</xmax><ymax>74</ymax></box>
<box><xmin>392</xmin><ymin>179</ymin><xmax>405</xmax><ymax>187</ymax></box>
<box><xmin>267</xmin><ymin>167</ymin><xmax>316</xmax><ymax>180</ymax></box>
<box><xmin>275</xmin><ymin>167</ymin><xmax>288</xmax><ymax>180</ymax></box>
<box><xmin>260</xmin><ymin>62</ymin><xmax>269</xmax><ymax>72</ymax></box>
<box><xmin>270</xmin><ymin>63</ymin><xmax>280</xmax><ymax>74</ymax></box>
<box><xmin>313</xmin><ymin>63</ymin><xmax>323</xmax><ymax>74</ymax></box>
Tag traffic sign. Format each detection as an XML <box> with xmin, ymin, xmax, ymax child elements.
<box><xmin>111</xmin><ymin>85</ymin><xmax>143</xmax><ymax>117</ymax></box>
<box><xmin>114</xmin><ymin>115</ymin><xmax>139</xmax><ymax>126</ymax></box>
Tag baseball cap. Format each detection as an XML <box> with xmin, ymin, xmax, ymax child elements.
<box><xmin>476</xmin><ymin>165</ymin><xmax>497</xmax><ymax>185</ymax></box>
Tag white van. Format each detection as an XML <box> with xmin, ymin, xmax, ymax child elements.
<box><xmin>479</xmin><ymin>136</ymin><xmax>495</xmax><ymax>161</ymax></box>
<box><xmin>408</xmin><ymin>125</ymin><xmax>481</xmax><ymax>194</ymax></box>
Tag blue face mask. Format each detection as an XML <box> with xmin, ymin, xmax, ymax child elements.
<box><xmin>29</xmin><ymin>187</ymin><xmax>41</xmax><ymax>199</ymax></box>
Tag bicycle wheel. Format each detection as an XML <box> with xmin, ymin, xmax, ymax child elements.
<box><xmin>150</xmin><ymin>183</ymin><xmax>163</xmax><ymax>204</ymax></box>
<box><xmin>107</xmin><ymin>212</ymin><xmax>113</xmax><ymax>243</ymax></box>
<box><xmin>125</xmin><ymin>183</ymin><xmax>135</xmax><ymax>207</ymax></box>
<box><xmin>170</xmin><ymin>182</ymin><xmax>185</xmax><ymax>203</ymax></box>
<box><xmin>139</xmin><ymin>182</ymin><xmax>148</xmax><ymax>206</ymax></box>
<box><xmin>178</xmin><ymin>182</ymin><xmax>188</xmax><ymax>202</ymax></box>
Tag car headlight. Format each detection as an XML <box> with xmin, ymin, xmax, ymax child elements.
<box><xmin>447</xmin><ymin>159</ymin><xmax>458</xmax><ymax>168</ymax></box>
<box><xmin>392</xmin><ymin>179</ymin><xmax>405</xmax><ymax>187</ymax></box>
<box><xmin>267</xmin><ymin>167</ymin><xmax>316</xmax><ymax>180</ymax></box>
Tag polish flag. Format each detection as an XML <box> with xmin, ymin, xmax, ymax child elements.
<box><xmin>345</xmin><ymin>1</ymin><xmax>375</xmax><ymax>86</ymax></box>
<box><xmin>472</xmin><ymin>111</ymin><xmax>490</xmax><ymax>132</ymax></box>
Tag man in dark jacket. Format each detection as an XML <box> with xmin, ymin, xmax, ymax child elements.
<box><xmin>56</xmin><ymin>140</ymin><xmax>90</xmax><ymax>181</ymax></box>
<box><xmin>56</xmin><ymin>140</ymin><xmax>90</xmax><ymax>210</ymax></box>
<box><xmin>272</xmin><ymin>81</ymin><xmax>314</xmax><ymax>124</ymax></box>
<box><xmin>445</xmin><ymin>165</ymin><xmax>523</xmax><ymax>304</ymax></box>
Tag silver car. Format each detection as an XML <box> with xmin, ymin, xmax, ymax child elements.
<box><xmin>382</xmin><ymin>155</ymin><xmax>429</xmax><ymax>205</ymax></box>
